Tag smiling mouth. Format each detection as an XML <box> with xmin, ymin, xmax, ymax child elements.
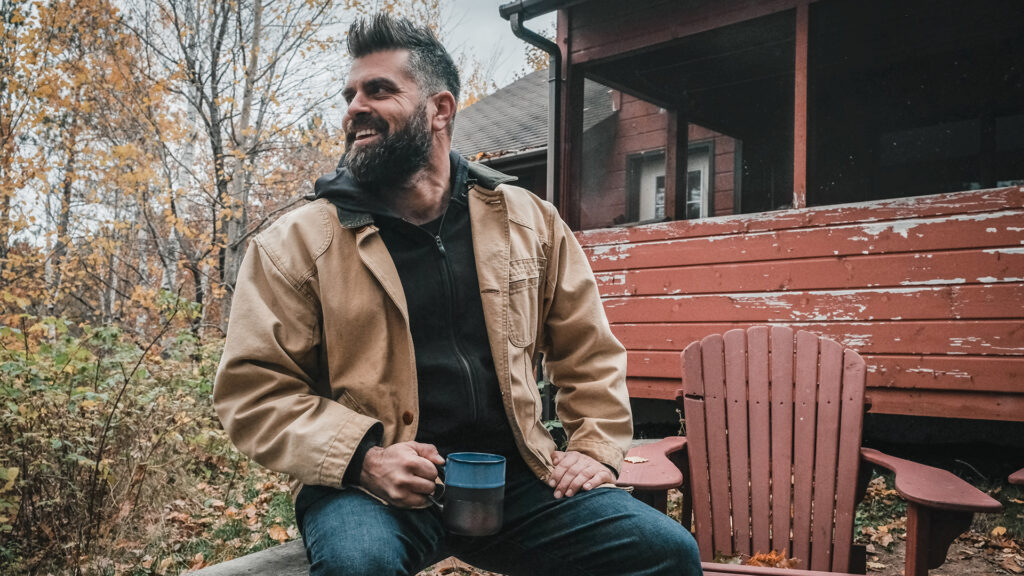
<box><xmin>353</xmin><ymin>128</ymin><xmax>379</xmax><ymax>142</ymax></box>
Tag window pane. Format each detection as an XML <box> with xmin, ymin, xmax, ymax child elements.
<box><xmin>577</xmin><ymin>10</ymin><xmax>795</xmax><ymax>229</ymax></box>
<box><xmin>579</xmin><ymin>80</ymin><xmax>668</xmax><ymax>229</ymax></box>
<box><xmin>808</xmin><ymin>0</ymin><xmax>1024</xmax><ymax>205</ymax></box>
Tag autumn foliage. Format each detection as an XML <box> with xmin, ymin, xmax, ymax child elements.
<box><xmin>0</xmin><ymin>0</ymin><xmax>520</xmax><ymax>572</ymax></box>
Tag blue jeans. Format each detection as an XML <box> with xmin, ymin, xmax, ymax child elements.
<box><xmin>296</xmin><ymin>457</ymin><xmax>702</xmax><ymax>576</ymax></box>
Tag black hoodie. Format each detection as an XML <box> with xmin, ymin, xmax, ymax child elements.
<box><xmin>314</xmin><ymin>152</ymin><xmax>519</xmax><ymax>483</ymax></box>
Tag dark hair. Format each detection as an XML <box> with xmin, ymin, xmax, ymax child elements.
<box><xmin>347</xmin><ymin>13</ymin><xmax>461</xmax><ymax>105</ymax></box>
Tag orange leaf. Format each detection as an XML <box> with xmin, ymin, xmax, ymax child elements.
<box><xmin>269</xmin><ymin>524</ymin><xmax>289</xmax><ymax>542</ymax></box>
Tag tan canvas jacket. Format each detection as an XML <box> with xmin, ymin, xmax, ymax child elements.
<box><xmin>213</xmin><ymin>163</ymin><xmax>633</xmax><ymax>492</ymax></box>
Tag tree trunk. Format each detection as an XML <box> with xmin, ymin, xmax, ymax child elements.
<box><xmin>220</xmin><ymin>0</ymin><xmax>263</xmax><ymax>331</ymax></box>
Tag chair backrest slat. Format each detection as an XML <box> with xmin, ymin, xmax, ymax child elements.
<box><xmin>682</xmin><ymin>341</ymin><xmax>714</xmax><ymax>560</ymax></box>
<box><xmin>791</xmin><ymin>331</ymin><xmax>820</xmax><ymax>564</ymax></box>
<box><xmin>683</xmin><ymin>327</ymin><xmax>867</xmax><ymax>572</ymax></box>
<box><xmin>831</xmin><ymin>349</ymin><xmax>867</xmax><ymax>572</ymax></box>
<box><xmin>809</xmin><ymin>338</ymin><xmax>844</xmax><ymax>570</ymax></box>
<box><xmin>747</xmin><ymin>326</ymin><xmax>772</xmax><ymax>555</ymax></box>
<box><xmin>701</xmin><ymin>334</ymin><xmax>734</xmax><ymax>556</ymax></box>
<box><xmin>724</xmin><ymin>329</ymin><xmax>753</xmax><ymax>555</ymax></box>
<box><xmin>769</xmin><ymin>326</ymin><xmax>795</xmax><ymax>556</ymax></box>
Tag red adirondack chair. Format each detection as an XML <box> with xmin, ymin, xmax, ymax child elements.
<box><xmin>618</xmin><ymin>326</ymin><xmax>1001</xmax><ymax>576</ymax></box>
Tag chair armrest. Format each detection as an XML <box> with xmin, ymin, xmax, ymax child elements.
<box><xmin>616</xmin><ymin>437</ymin><xmax>687</xmax><ymax>491</ymax></box>
<box><xmin>860</xmin><ymin>447</ymin><xmax>1001</xmax><ymax>513</ymax></box>
<box><xmin>1010</xmin><ymin>467</ymin><xmax>1024</xmax><ymax>485</ymax></box>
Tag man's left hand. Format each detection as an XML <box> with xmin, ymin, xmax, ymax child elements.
<box><xmin>548</xmin><ymin>450</ymin><xmax>615</xmax><ymax>499</ymax></box>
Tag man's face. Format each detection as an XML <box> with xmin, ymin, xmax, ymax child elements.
<box><xmin>341</xmin><ymin>50</ymin><xmax>433</xmax><ymax>186</ymax></box>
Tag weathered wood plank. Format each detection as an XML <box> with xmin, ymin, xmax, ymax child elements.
<box><xmin>576</xmin><ymin>187</ymin><xmax>1023</xmax><ymax>247</ymax></box>
<box><xmin>747</xmin><ymin>327</ymin><xmax>773</xmax><ymax>555</ymax></box>
<box><xmin>833</xmin><ymin>349</ymin><xmax>866</xmax><ymax>572</ymax></box>
<box><xmin>683</xmin><ymin>342</ymin><xmax>716</xmax><ymax>560</ymax></box>
<box><xmin>810</xmin><ymin>338</ymin><xmax>843</xmax><ymax>571</ymax></box>
<box><xmin>626</xmin><ymin>378</ymin><xmax>1024</xmax><ymax>422</ymax></box>
<box><xmin>791</xmin><ymin>331</ymin><xmax>819</xmax><ymax>565</ymax></box>
<box><xmin>724</xmin><ymin>329</ymin><xmax>753</xmax><ymax>555</ymax></box>
<box><xmin>700</xmin><ymin>334</ymin><xmax>735</xmax><ymax>555</ymax></box>
<box><xmin>626</xmin><ymin>352</ymin><xmax>1024</xmax><ymax>393</ymax></box>
<box><xmin>602</xmin><ymin>284</ymin><xmax>1024</xmax><ymax>323</ymax></box>
<box><xmin>585</xmin><ymin>212</ymin><xmax>1024</xmax><ymax>272</ymax></box>
<box><xmin>864</xmin><ymin>389</ymin><xmax>1024</xmax><ymax>421</ymax></box>
<box><xmin>769</xmin><ymin>326</ymin><xmax>795</xmax><ymax>555</ymax></box>
<box><xmin>594</xmin><ymin>249</ymin><xmax>1024</xmax><ymax>296</ymax></box>
<box><xmin>610</xmin><ymin>320</ymin><xmax>1024</xmax><ymax>356</ymax></box>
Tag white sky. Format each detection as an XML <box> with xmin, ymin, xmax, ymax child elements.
<box><xmin>445</xmin><ymin>0</ymin><xmax>556</xmax><ymax>89</ymax></box>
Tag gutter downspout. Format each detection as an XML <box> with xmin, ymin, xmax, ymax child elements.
<box><xmin>505</xmin><ymin>6</ymin><xmax>562</xmax><ymax>208</ymax></box>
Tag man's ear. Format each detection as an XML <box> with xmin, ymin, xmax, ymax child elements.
<box><xmin>430</xmin><ymin>91</ymin><xmax>456</xmax><ymax>133</ymax></box>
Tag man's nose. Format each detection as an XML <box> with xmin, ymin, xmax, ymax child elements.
<box><xmin>345</xmin><ymin>91</ymin><xmax>372</xmax><ymax>120</ymax></box>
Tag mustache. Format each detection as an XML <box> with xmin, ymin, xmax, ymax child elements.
<box><xmin>344</xmin><ymin>114</ymin><xmax>388</xmax><ymax>139</ymax></box>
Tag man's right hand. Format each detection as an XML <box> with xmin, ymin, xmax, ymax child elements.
<box><xmin>359</xmin><ymin>441</ymin><xmax>445</xmax><ymax>508</ymax></box>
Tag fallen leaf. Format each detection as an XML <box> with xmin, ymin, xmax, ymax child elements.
<box><xmin>623</xmin><ymin>456</ymin><xmax>648</xmax><ymax>464</ymax></box>
<box><xmin>866</xmin><ymin>561</ymin><xmax>887</xmax><ymax>571</ymax></box>
<box><xmin>993</xmin><ymin>526</ymin><xmax>1008</xmax><ymax>537</ymax></box>
<box><xmin>1001</xmin><ymin>557</ymin><xmax>1024</xmax><ymax>574</ymax></box>
<box><xmin>155</xmin><ymin>556</ymin><xmax>174</xmax><ymax>575</ymax></box>
<box><xmin>269</xmin><ymin>524</ymin><xmax>289</xmax><ymax>542</ymax></box>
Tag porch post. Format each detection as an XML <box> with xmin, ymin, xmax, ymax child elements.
<box><xmin>793</xmin><ymin>1</ymin><xmax>809</xmax><ymax>209</ymax></box>
<box><xmin>666</xmin><ymin>110</ymin><xmax>689</xmax><ymax>220</ymax></box>
<box><xmin>558</xmin><ymin>8</ymin><xmax>584</xmax><ymax>230</ymax></box>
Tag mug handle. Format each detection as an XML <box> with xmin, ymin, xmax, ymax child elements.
<box><xmin>428</xmin><ymin>479</ymin><xmax>445</xmax><ymax>511</ymax></box>
<box><xmin>428</xmin><ymin>461</ymin><xmax>446</xmax><ymax>510</ymax></box>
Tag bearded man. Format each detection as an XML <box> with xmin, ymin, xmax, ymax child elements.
<box><xmin>214</xmin><ymin>13</ymin><xmax>701</xmax><ymax>576</ymax></box>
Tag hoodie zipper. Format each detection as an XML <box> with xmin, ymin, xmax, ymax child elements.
<box><xmin>425</xmin><ymin>197</ymin><xmax>479</xmax><ymax>422</ymax></box>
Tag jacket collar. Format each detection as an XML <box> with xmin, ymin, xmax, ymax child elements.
<box><xmin>467</xmin><ymin>161</ymin><xmax>518</xmax><ymax>192</ymax></box>
<box><xmin>317</xmin><ymin>151</ymin><xmax>517</xmax><ymax>229</ymax></box>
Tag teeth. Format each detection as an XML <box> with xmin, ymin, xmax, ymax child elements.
<box><xmin>355</xmin><ymin>129</ymin><xmax>377</xmax><ymax>138</ymax></box>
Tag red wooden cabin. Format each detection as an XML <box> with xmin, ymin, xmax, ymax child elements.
<box><xmin>485</xmin><ymin>0</ymin><xmax>1024</xmax><ymax>424</ymax></box>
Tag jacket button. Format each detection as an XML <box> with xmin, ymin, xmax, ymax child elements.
<box><xmin>402</xmin><ymin>411</ymin><xmax>414</xmax><ymax>425</ymax></box>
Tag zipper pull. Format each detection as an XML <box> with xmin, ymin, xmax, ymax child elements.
<box><xmin>435</xmin><ymin>235</ymin><xmax>446</xmax><ymax>257</ymax></box>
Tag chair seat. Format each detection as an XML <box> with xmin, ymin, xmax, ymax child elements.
<box><xmin>702</xmin><ymin>562</ymin><xmax>858</xmax><ymax>576</ymax></box>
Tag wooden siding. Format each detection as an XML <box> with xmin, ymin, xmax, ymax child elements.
<box><xmin>576</xmin><ymin>187</ymin><xmax>1024</xmax><ymax>421</ymax></box>
<box><xmin>580</xmin><ymin>93</ymin><xmax>738</xmax><ymax>228</ymax></box>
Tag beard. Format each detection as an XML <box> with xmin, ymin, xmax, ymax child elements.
<box><xmin>344</xmin><ymin>101</ymin><xmax>432</xmax><ymax>188</ymax></box>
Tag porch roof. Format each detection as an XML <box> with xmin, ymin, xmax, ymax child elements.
<box><xmin>452</xmin><ymin>70</ymin><xmax>615</xmax><ymax>163</ymax></box>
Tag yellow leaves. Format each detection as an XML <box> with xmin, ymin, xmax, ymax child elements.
<box><xmin>0</xmin><ymin>467</ymin><xmax>19</xmax><ymax>494</ymax></box>
<box><xmin>994</xmin><ymin>526</ymin><xmax>1008</xmax><ymax>537</ymax></box>
<box><xmin>861</xmin><ymin>517</ymin><xmax>905</xmax><ymax>548</ymax></box>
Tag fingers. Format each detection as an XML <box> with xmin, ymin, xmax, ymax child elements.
<box><xmin>360</xmin><ymin>442</ymin><xmax>443</xmax><ymax>508</ymax></box>
<box><xmin>410</xmin><ymin>441</ymin><xmax>446</xmax><ymax>467</ymax></box>
<box><xmin>547</xmin><ymin>451</ymin><xmax>615</xmax><ymax>499</ymax></box>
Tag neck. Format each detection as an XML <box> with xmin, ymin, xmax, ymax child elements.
<box><xmin>387</xmin><ymin>140</ymin><xmax>452</xmax><ymax>225</ymax></box>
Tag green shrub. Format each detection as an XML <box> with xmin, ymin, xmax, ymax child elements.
<box><xmin>0</xmin><ymin>313</ymin><xmax>265</xmax><ymax>574</ymax></box>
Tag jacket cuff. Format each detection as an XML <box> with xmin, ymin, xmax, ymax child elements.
<box><xmin>342</xmin><ymin>426</ymin><xmax>382</xmax><ymax>486</ymax></box>
<box><xmin>566</xmin><ymin>438</ymin><xmax>627</xmax><ymax>473</ymax></box>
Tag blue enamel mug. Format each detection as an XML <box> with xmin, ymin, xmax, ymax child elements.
<box><xmin>431</xmin><ymin>452</ymin><xmax>506</xmax><ymax>536</ymax></box>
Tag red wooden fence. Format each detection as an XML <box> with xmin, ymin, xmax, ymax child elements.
<box><xmin>576</xmin><ymin>186</ymin><xmax>1024</xmax><ymax>421</ymax></box>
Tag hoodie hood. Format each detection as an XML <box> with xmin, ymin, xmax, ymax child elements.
<box><xmin>313</xmin><ymin>159</ymin><xmax>397</xmax><ymax>219</ymax></box>
<box><xmin>313</xmin><ymin>151</ymin><xmax>519</xmax><ymax>226</ymax></box>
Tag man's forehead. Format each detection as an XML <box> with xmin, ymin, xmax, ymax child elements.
<box><xmin>346</xmin><ymin>49</ymin><xmax>416</xmax><ymax>85</ymax></box>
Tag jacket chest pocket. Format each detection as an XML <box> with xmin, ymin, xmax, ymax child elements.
<box><xmin>508</xmin><ymin>257</ymin><xmax>545</xmax><ymax>348</ymax></box>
